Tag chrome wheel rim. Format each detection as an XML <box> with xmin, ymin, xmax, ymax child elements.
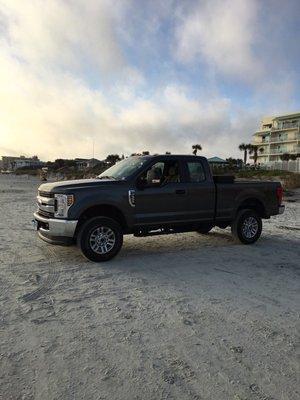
<box><xmin>242</xmin><ymin>216</ymin><xmax>259</xmax><ymax>239</ymax></box>
<box><xmin>89</xmin><ymin>226</ymin><xmax>116</xmax><ymax>254</ymax></box>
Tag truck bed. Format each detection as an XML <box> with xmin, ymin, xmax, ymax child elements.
<box><xmin>215</xmin><ymin>179</ymin><xmax>281</xmax><ymax>221</ymax></box>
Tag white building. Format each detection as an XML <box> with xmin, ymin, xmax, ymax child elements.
<box><xmin>1</xmin><ymin>155</ymin><xmax>42</xmax><ymax>171</ymax></box>
<box><xmin>252</xmin><ymin>112</ymin><xmax>300</xmax><ymax>165</ymax></box>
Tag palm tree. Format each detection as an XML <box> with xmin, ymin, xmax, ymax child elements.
<box><xmin>280</xmin><ymin>153</ymin><xmax>291</xmax><ymax>161</ymax></box>
<box><xmin>192</xmin><ymin>144</ymin><xmax>202</xmax><ymax>155</ymax></box>
<box><xmin>238</xmin><ymin>143</ymin><xmax>251</xmax><ymax>165</ymax></box>
<box><xmin>248</xmin><ymin>145</ymin><xmax>259</xmax><ymax>165</ymax></box>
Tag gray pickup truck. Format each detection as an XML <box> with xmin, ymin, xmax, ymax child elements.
<box><xmin>33</xmin><ymin>155</ymin><xmax>284</xmax><ymax>261</ymax></box>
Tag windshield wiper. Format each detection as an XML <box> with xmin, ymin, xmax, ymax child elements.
<box><xmin>97</xmin><ymin>175</ymin><xmax>116</xmax><ymax>180</ymax></box>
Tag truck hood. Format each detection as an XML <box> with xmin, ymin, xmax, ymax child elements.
<box><xmin>39</xmin><ymin>178</ymin><xmax>118</xmax><ymax>193</ymax></box>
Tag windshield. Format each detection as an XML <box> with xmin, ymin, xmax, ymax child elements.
<box><xmin>98</xmin><ymin>157</ymin><xmax>149</xmax><ymax>180</ymax></box>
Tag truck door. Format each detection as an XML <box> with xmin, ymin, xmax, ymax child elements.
<box><xmin>183</xmin><ymin>159</ymin><xmax>215</xmax><ymax>222</ymax></box>
<box><xmin>134</xmin><ymin>159</ymin><xmax>189</xmax><ymax>226</ymax></box>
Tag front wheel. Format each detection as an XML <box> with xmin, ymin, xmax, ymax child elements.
<box><xmin>77</xmin><ymin>217</ymin><xmax>123</xmax><ymax>262</ymax></box>
<box><xmin>231</xmin><ymin>209</ymin><xmax>262</xmax><ymax>244</ymax></box>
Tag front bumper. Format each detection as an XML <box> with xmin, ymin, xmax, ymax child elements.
<box><xmin>33</xmin><ymin>212</ymin><xmax>78</xmax><ymax>245</ymax></box>
<box><xmin>278</xmin><ymin>205</ymin><xmax>285</xmax><ymax>214</ymax></box>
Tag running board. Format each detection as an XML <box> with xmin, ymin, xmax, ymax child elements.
<box><xmin>133</xmin><ymin>226</ymin><xmax>197</xmax><ymax>237</ymax></box>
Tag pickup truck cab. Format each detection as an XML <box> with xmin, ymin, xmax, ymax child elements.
<box><xmin>34</xmin><ymin>155</ymin><xmax>285</xmax><ymax>261</ymax></box>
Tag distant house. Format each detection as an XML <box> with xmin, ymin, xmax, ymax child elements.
<box><xmin>1</xmin><ymin>155</ymin><xmax>43</xmax><ymax>171</ymax></box>
<box><xmin>207</xmin><ymin>157</ymin><xmax>229</xmax><ymax>167</ymax></box>
<box><xmin>75</xmin><ymin>158</ymin><xmax>89</xmax><ymax>170</ymax></box>
<box><xmin>75</xmin><ymin>158</ymin><xmax>101</xmax><ymax>170</ymax></box>
<box><xmin>87</xmin><ymin>158</ymin><xmax>101</xmax><ymax>168</ymax></box>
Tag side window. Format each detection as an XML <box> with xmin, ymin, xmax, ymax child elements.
<box><xmin>146</xmin><ymin>162</ymin><xmax>164</xmax><ymax>185</ymax></box>
<box><xmin>187</xmin><ymin>162</ymin><xmax>205</xmax><ymax>182</ymax></box>
<box><xmin>138</xmin><ymin>160</ymin><xmax>181</xmax><ymax>187</ymax></box>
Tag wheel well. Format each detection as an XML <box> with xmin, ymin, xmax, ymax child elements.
<box><xmin>237</xmin><ymin>198</ymin><xmax>266</xmax><ymax>217</ymax></box>
<box><xmin>75</xmin><ymin>205</ymin><xmax>127</xmax><ymax>236</ymax></box>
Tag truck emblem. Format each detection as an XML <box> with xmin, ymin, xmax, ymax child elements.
<box><xmin>128</xmin><ymin>189</ymin><xmax>135</xmax><ymax>207</ymax></box>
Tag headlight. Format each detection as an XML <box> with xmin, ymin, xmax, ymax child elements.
<box><xmin>54</xmin><ymin>194</ymin><xmax>74</xmax><ymax>218</ymax></box>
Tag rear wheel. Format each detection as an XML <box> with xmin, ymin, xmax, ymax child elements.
<box><xmin>231</xmin><ymin>209</ymin><xmax>262</xmax><ymax>244</ymax></box>
<box><xmin>77</xmin><ymin>217</ymin><xmax>123</xmax><ymax>262</ymax></box>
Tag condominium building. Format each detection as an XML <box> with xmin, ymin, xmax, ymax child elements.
<box><xmin>252</xmin><ymin>112</ymin><xmax>300</xmax><ymax>164</ymax></box>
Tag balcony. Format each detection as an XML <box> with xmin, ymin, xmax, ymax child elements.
<box><xmin>269</xmin><ymin>136</ymin><xmax>288</xmax><ymax>143</ymax></box>
<box><xmin>269</xmin><ymin>146</ymin><xmax>300</xmax><ymax>155</ymax></box>
<box><xmin>266</xmin><ymin>134</ymin><xmax>299</xmax><ymax>143</ymax></box>
<box><xmin>279</xmin><ymin>122</ymin><xmax>299</xmax><ymax>129</ymax></box>
<box><xmin>253</xmin><ymin>133</ymin><xmax>300</xmax><ymax>146</ymax></box>
<box><xmin>254</xmin><ymin>130</ymin><xmax>271</xmax><ymax>136</ymax></box>
<box><xmin>270</xmin><ymin>148</ymin><xmax>288</xmax><ymax>154</ymax></box>
<box><xmin>253</xmin><ymin>140</ymin><xmax>269</xmax><ymax>145</ymax></box>
<box><xmin>258</xmin><ymin>146</ymin><xmax>300</xmax><ymax>156</ymax></box>
<box><xmin>271</xmin><ymin>123</ymin><xmax>300</xmax><ymax>132</ymax></box>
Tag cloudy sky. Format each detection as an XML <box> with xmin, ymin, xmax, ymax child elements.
<box><xmin>0</xmin><ymin>0</ymin><xmax>299</xmax><ymax>161</ymax></box>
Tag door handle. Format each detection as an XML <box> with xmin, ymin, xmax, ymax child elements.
<box><xmin>175</xmin><ymin>189</ymin><xmax>186</xmax><ymax>195</ymax></box>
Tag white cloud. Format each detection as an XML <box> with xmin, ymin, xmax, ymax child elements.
<box><xmin>0</xmin><ymin>0</ymin><xmax>249</xmax><ymax>161</ymax></box>
<box><xmin>0</xmin><ymin>0</ymin><xmax>297</xmax><ymax>163</ymax></box>
<box><xmin>174</xmin><ymin>0</ymin><xmax>262</xmax><ymax>80</ymax></box>
<box><xmin>0</xmin><ymin>47</ymin><xmax>252</xmax><ymax>161</ymax></box>
<box><xmin>0</xmin><ymin>0</ymin><xmax>126</xmax><ymax>75</ymax></box>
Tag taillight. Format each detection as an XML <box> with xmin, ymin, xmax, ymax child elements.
<box><xmin>276</xmin><ymin>186</ymin><xmax>283</xmax><ymax>205</ymax></box>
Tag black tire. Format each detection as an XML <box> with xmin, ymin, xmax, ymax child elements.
<box><xmin>197</xmin><ymin>224</ymin><xmax>213</xmax><ymax>234</ymax></box>
<box><xmin>231</xmin><ymin>209</ymin><xmax>262</xmax><ymax>244</ymax></box>
<box><xmin>77</xmin><ymin>217</ymin><xmax>123</xmax><ymax>262</ymax></box>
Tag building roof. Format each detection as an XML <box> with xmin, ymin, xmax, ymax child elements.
<box><xmin>75</xmin><ymin>158</ymin><xmax>101</xmax><ymax>163</ymax></box>
<box><xmin>2</xmin><ymin>155</ymin><xmax>40</xmax><ymax>161</ymax></box>
<box><xmin>274</xmin><ymin>112</ymin><xmax>300</xmax><ymax>120</ymax></box>
<box><xmin>260</xmin><ymin>112</ymin><xmax>300</xmax><ymax>122</ymax></box>
<box><xmin>207</xmin><ymin>156</ymin><xmax>228</xmax><ymax>164</ymax></box>
<box><xmin>75</xmin><ymin>158</ymin><xmax>89</xmax><ymax>162</ymax></box>
<box><xmin>88</xmin><ymin>158</ymin><xmax>101</xmax><ymax>162</ymax></box>
<box><xmin>261</xmin><ymin>116</ymin><xmax>274</xmax><ymax>124</ymax></box>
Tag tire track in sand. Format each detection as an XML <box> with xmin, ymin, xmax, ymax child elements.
<box><xmin>20</xmin><ymin>245</ymin><xmax>59</xmax><ymax>302</ymax></box>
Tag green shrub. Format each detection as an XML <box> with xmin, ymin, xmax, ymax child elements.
<box><xmin>235</xmin><ymin>169</ymin><xmax>300</xmax><ymax>189</ymax></box>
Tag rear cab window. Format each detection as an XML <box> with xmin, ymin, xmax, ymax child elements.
<box><xmin>186</xmin><ymin>161</ymin><xmax>206</xmax><ymax>182</ymax></box>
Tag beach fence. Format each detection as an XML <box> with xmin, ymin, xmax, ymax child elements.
<box><xmin>264</xmin><ymin>159</ymin><xmax>300</xmax><ymax>173</ymax></box>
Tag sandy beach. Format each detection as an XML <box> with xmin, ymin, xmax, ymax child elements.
<box><xmin>0</xmin><ymin>174</ymin><xmax>299</xmax><ymax>400</ymax></box>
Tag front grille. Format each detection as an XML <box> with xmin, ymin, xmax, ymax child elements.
<box><xmin>37</xmin><ymin>209</ymin><xmax>54</xmax><ymax>218</ymax></box>
<box><xmin>38</xmin><ymin>190</ymin><xmax>54</xmax><ymax>198</ymax></box>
